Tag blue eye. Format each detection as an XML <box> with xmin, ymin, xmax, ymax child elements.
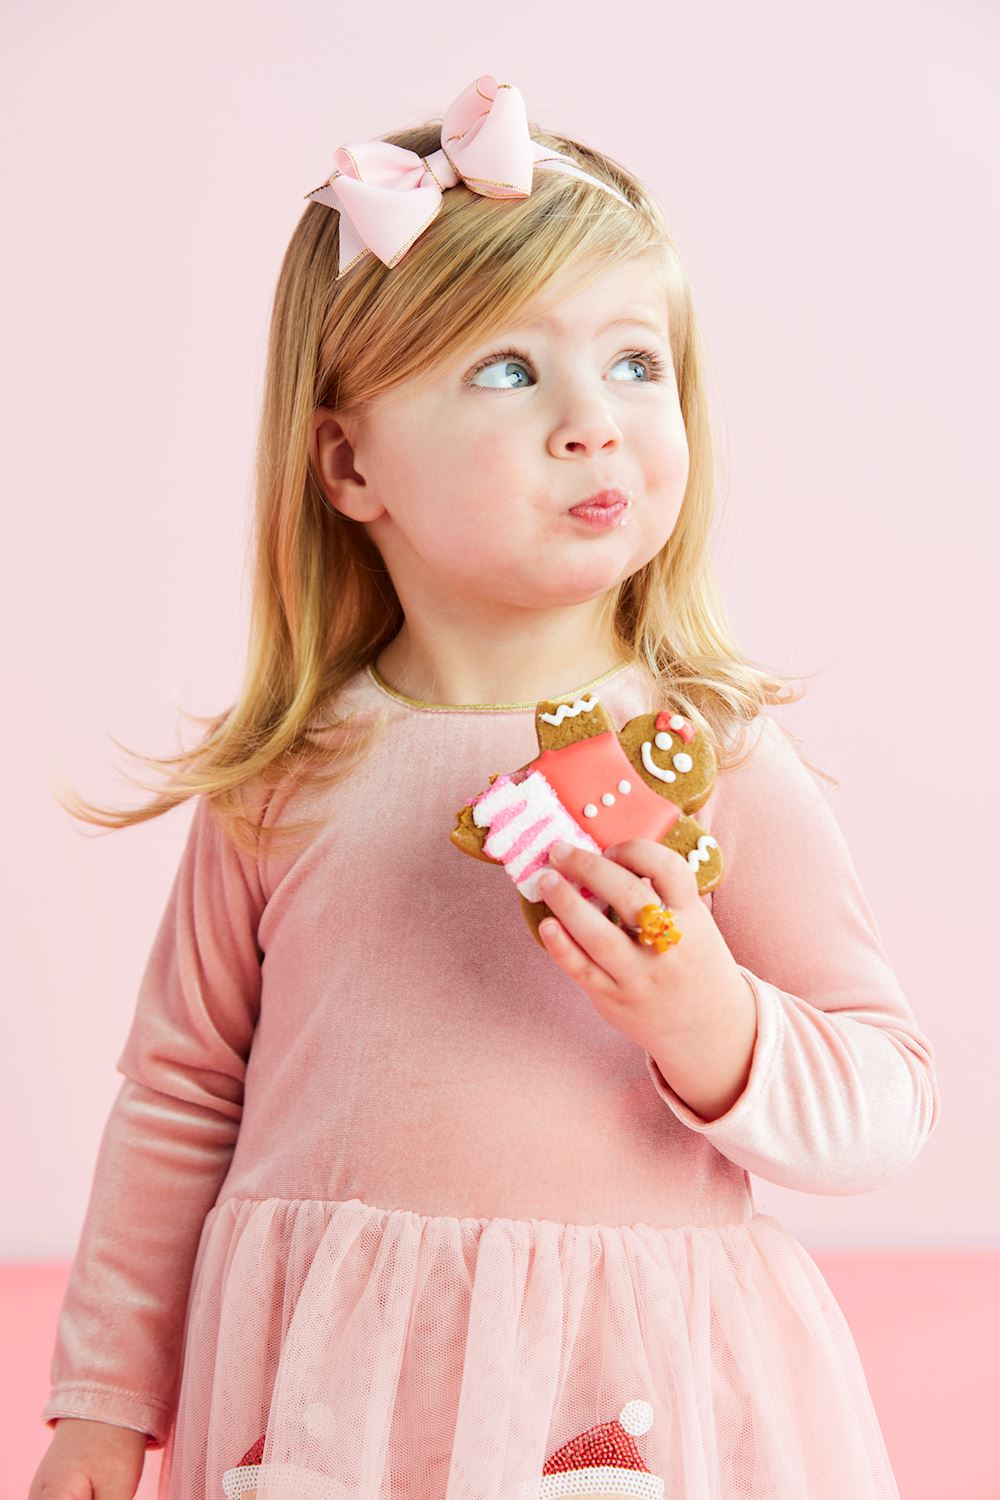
<box><xmin>466</xmin><ymin>346</ymin><xmax>668</xmax><ymax>390</ymax></box>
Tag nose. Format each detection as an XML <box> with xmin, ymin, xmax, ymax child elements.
<box><xmin>547</xmin><ymin>377</ymin><xmax>624</xmax><ymax>457</ymax></box>
<box><xmin>549</xmin><ymin>417</ymin><xmax>623</xmax><ymax>457</ymax></box>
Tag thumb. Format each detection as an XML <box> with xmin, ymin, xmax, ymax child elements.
<box><xmin>28</xmin><ymin>1463</ymin><xmax>94</xmax><ymax>1500</ymax></box>
<box><xmin>92</xmin><ymin>1450</ymin><xmax>145</xmax><ymax>1500</ymax></box>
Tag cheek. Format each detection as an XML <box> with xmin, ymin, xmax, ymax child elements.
<box><xmin>667</xmin><ymin>444</ymin><xmax>691</xmax><ymax>507</ymax></box>
<box><xmin>461</xmin><ymin>428</ymin><xmax>534</xmax><ymax>504</ymax></box>
<box><xmin>402</xmin><ymin>470</ymin><xmax>526</xmax><ymax>571</ymax></box>
<box><xmin>644</xmin><ymin>421</ymin><xmax>690</xmax><ymax>516</ymax></box>
<box><xmin>413</xmin><ymin>435</ymin><xmax>531</xmax><ymax>550</ymax></box>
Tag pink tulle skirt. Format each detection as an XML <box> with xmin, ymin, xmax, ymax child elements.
<box><xmin>158</xmin><ymin>1195</ymin><xmax>899</xmax><ymax>1500</ymax></box>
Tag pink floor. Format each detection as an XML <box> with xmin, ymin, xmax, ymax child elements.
<box><xmin>7</xmin><ymin>1253</ymin><xmax>998</xmax><ymax>1499</ymax></box>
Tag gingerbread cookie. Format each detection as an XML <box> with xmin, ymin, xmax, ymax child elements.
<box><xmin>450</xmin><ymin>690</ymin><xmax>723</xmax><ymax>947</ymax></box>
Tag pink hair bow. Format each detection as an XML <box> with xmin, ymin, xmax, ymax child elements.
<box><xmin>304</xmin><ymin>73</ymin><xmax>633</xmax><ymax>279</ymax></box>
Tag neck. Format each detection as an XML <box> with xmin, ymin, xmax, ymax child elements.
<box><xmin>373</xmin><ymin>629</ymin><xmax>632</xmax><ymax>709</ymax></box>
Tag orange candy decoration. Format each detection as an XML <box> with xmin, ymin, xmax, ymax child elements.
<box><xmin>635</xmin><ymin>902</ymin><xmax>682</xmax><ymax>953</ymax></box>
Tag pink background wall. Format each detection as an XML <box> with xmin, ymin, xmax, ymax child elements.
<box><xmin>4</xmin><ymin>1</ymin><xmax>998</xmax><ymax>1493</ymax></box>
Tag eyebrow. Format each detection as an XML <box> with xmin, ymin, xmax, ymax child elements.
<box><xmin>509</xmin><ymin>310</ymin><xmax>668</xmax><ymax>338</ymax></box>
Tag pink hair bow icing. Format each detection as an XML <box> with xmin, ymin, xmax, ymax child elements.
<box><xmin>304</xmin><ymin>73</ymin><xmax>633</xmax><ymax>279</ymax></box>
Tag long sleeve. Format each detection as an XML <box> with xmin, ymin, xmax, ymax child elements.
<box><xmin>40</xmin><ymin>793</ymin><xmax>266</xmax><ymax>1448</ymax></box>
<box><xmin>644</xmin><ymin>713</ymin><xmax>941</xmax><ymax>1194</ymax></box>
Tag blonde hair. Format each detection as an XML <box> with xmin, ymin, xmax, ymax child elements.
<box><xmin>53</xmin><ymin>117</ymin><xmax>834</xmax><ymax>860</ymax></box>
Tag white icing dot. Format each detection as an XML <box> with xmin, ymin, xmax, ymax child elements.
<box><xmin>583</xmin><ymin>803</ymin><xmax>598</xmax><ymax>818</ymax></box>
<box><xmin>672</xmin><ymin>752</ymin><xmax>693</xmax><ymax>773</ymax></box>
<box><xmin>669</xmin><ymin>714</ymin><xmax>685</xmax><ymax>730</ymax></box>
<box><xmin>654</xmin><ymin>731</ymin><xmax>672</xmax><ymax>750</ymax></box>
<box><xmin>601</xmin><ymin>791</ymin><xmax>615</xmax><ymax>806</ymax></box>
<box><xmin>618</xmin><ymin>779</ymin><xmax>631</xmax><ymax>794</ymax></box>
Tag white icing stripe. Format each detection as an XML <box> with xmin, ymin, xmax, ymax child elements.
<box><xmin>687</xmin><ymin>835</ymin><xmax>718</xmax><ymax>869</ymax></box>
<box><xmin>472</xmin><ymin>770</ymin><xmax>605</xmax><ymax>904</ymax></box>
<box><xmin>640</xmin><ymin>739</ymin><xmax>676</xmax><ymax>782</ymax></box>
<box><xmin>539</xmin><ymin>694</ymin><xmax>599</xmax><ymax>726</ymax></box>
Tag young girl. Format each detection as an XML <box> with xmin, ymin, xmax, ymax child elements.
<box><xmin>33</xmin><ymin>73</ymin><xmax>940</xmax><ymax>1500</ymax></box>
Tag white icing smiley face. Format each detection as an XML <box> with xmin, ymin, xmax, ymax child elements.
<box><xmin>640</xmin><ymin>715</ymin><xmax>694</xmax><ymax>784</ymax></box>
<box><xmin>537</xmin><ymin>702</ymin><xmax>695</xmax><ymax>814</ymax></box>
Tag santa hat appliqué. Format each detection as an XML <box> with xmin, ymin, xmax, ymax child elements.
<box><xmin>225</xmin><ymin>1398</ymin><xmax>664</xmax><ymax>1499</ymax></box>
<box><xmin>519</xmin><ymin>1397</ymin><xmax>664</xmax><ymax>1498</ymax></box>
<box><xmin>221</xmin><ymin>1432</ymin><xmax>266</xmax><ymax>1498</ymax></box>
<box><xmin>221</xmin><ymin>1426</ymin><xmax>333</xmax><ymax>1500</ymax></box>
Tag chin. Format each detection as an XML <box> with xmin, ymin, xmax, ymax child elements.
<box><xmin>539</xmin><ymin>558</ymin><xmax>631</xmax><ymax>602</ymax></box>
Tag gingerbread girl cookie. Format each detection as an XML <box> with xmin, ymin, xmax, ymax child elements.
<box><xmin>450</xmin><ymin>690</ymin><xmax>723</xmax><ymax>947</ymax></box>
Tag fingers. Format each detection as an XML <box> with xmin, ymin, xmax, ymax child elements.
<box><xmin>548</xmin><ymin>838</ymin><xmax>694</xmax><ymax>921</ymax></box>
<box><xmin>536</xmin><ymin>867</ymin><xmax>634</xmax><ymax>986</ymax></box>
<box><xmin>537</xmin><ymin>905</ymin><xmax>620</xmax><ymax>994</ymax></box>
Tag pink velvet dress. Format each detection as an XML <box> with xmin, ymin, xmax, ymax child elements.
<box><xmin>40</xmin><ymin>658</ymin><xmax>940</xmax><ymax>1500</ymax></box>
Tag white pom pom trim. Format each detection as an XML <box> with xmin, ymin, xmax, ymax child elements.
<box><xmin>618</xmin><ymin>1397</ymin><xmax>653</xmax><ymax>1436</ymax></box>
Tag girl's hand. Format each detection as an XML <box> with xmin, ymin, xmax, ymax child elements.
<box><xmin>535</xmin><ymin>838</ymin><xmax>748</xmax><ymax>1060</ymax></box>
<box><xmin>28</xmin><ymin>1417</ymin><xmax>147</xmax><ymax>1500</ymax></box>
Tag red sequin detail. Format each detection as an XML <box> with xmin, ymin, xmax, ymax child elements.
<box><xmin>542</xmin><ymin>1416</ymin><xmax>650</xmax><ymax>1475</ymax></box>
<box><xmin>236</xmin><ymin>1432</ymin><xmax>266</xmax><ymax>1467</ymax></box>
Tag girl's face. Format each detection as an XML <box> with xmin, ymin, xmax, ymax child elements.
<box><xmin>318</xmin><ymin>253</ymin><xmax>689</xmax><ymax>616</ymax></box>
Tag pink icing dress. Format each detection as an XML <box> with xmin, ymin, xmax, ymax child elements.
<box><xmin>40</xmin><ymin>658</ymin><xmax>940</xmax><ymax>1500</ymax></box>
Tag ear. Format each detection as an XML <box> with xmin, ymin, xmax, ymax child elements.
<box><xmin>310</xmin><ymin>405</ymin><xmax>384</xmax><ymax>522</ymax></box>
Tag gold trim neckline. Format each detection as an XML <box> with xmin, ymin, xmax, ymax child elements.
<box><xmin>365</xmin><ymin>658</ymin><xmax>636</xmax><ymax>713</ymax></box>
